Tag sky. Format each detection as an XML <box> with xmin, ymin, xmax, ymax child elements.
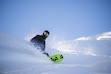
<box><xmin>0</xmin><ymin>0</ymin><xmax>111</xmax><ymax>40</ymax></box>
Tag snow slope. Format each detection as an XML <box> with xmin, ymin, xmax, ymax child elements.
<box><xmin>0</xmin><ymin>32</ymin><xmax>111</xmax><ymax>74</ymax></box>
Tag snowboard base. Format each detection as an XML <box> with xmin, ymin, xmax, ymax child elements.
<box><xmin>49</xmin><ymin>54</ymin><xmax>63</xmax><ymax>64</ymax></box>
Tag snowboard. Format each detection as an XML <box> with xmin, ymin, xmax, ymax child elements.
<box><xmin>49</xmin><ymin>54</ymin><xmax>63</xmax><ymax>64</ymax></box>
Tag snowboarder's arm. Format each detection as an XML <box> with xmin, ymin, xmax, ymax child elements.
<box><xmin>30</xmin><ymin>35</ymin><xmax>39</xmax><ymax>42</ymax></box>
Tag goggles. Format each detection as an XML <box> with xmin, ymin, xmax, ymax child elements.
<box><xmin>43</xmin><ymin>32</ymin><xmax>49</xmax><ymax>37</ymax></box>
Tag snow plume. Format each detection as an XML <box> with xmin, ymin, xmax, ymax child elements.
<box><xmin>0</xmin><ymin>32</ymin><xmax>48</xmax><ymax>63</ymax></box>
<box><xmin>24</xmin><ymin>32</ymin><xmax>38</xmax><ymax>42</ymax></box>
<box><xmin>48</xmin><ymin>31</ymin><xmax>111</xmax><ymax>57</ymax></box>
<box><xmin>0</xmin><ymin>32</ymin><xmax>50</xmax><ymax>74</ymax></box>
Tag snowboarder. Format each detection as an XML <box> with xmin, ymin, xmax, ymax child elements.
<box><xmin>30</xmin><ymin>30</ymin><xmax>50</xmax><ymax>57</ymax></box>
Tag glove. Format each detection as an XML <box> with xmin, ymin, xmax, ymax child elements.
<box><xmin>43</xmin><ymin>52</ymin><xmax>49</xmax><ymax>57</ymax></box>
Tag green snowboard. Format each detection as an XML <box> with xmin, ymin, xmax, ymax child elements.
<box><xmin>49</xmin><ymin>54</ymin><xmax>63</xmax><ymax>64</ymax></box>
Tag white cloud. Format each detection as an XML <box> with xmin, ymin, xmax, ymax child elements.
<box><xmin>48</xmin><ymin>31</ymin><xmax>111</xmax><ymax>56</ymax></box>
<box><xmin>74</xmin><ymin>31</ymin><xmax>111</xmax><ymax>41</ymax></box>
<box><xmin>83</xmin><ymin>48</ymin><xmax>97</xmax><ymax>56</ymax></box>
<box><xmin>48</xmin><ymin>39</ymin><xmax>97</xmax><ymax>56</ymax></box>
<box><xmin>75</xmin><ymin>37</ymin><xmax>91</xmax><ymax>41</ymax></box>
<box><xmin>96</xmin><ymin>32</ymin><xmax>111</xmax><ymax>40</ymax></box>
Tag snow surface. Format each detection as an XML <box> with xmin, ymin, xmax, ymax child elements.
<box><xmin>0</xmin><ymin>32</ymin><xmax>111</xmax><ymax>74</ymax></box>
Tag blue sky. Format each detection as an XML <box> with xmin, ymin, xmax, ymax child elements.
<box><xmin>0</xmin><ymin>0</ymin><xmax>111</xmax><ymax>40</ymax></box>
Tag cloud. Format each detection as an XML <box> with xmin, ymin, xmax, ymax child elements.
<box><xmin>48</xmin><ymin>40</ymin><xmax>97</xmax><ymax>56</ymax></box>
<box><xmin>75</xmin><ymin>37</ymin><xmax>91</xmax><ymax>41</ymax></box>
<box><xmin>96</xmin><ymin>32</ymin><xmax>111</xmax><ymax>40</ymax></box>
<box><xmin>75</xmin><ymin>32</ymin><xmax>111</xmax><ymax>41</ymax></box>
<box><xmin>48</xmin><ymin>31</ymin><xmax>111</xmax><ymax>56</ymax></box>
<box><xmin>74</xmin><ymin>32</ymin><xmax>111</xmax><ymax>41</ymax></box>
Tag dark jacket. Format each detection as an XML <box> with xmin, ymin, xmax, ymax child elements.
<box><xmin>31</xmin><ymin>35</ymin><xmax>47</xmax><ymax>51</ymax></box>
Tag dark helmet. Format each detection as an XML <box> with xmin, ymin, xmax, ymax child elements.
<box><xmin>43</xmin><ymin>30</ymin><xmax>50</xmax><ymax>37</ymax></box>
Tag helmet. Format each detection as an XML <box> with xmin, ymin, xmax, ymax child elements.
<box><xmin>43</xmin><ymin>30</ymin><xmax>49</xmax><ymax>37</ymax></box>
